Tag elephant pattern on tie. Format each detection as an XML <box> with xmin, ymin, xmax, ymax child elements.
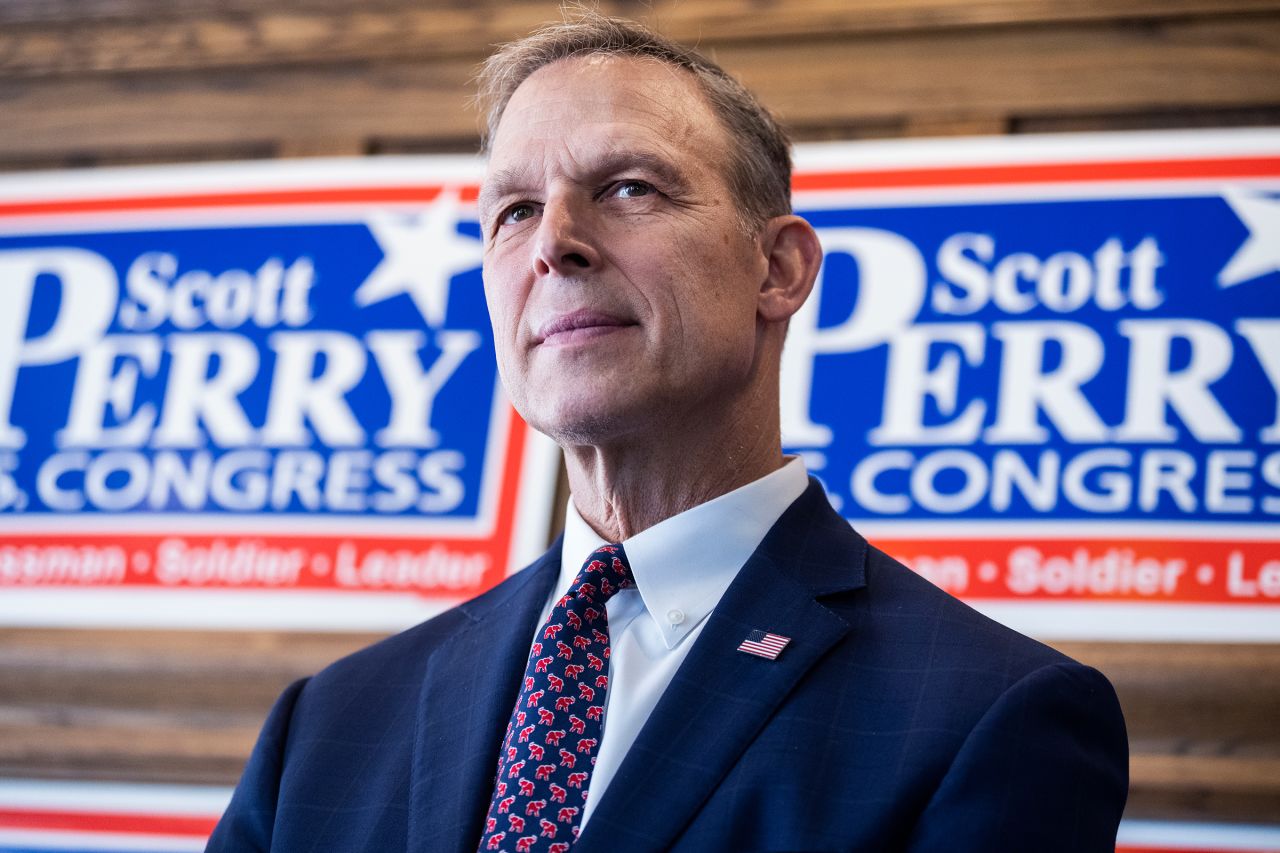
<box><xmin>478</xmin><ymin>544</ymin><xmax>634</xmax><ymax>852</ymax></box>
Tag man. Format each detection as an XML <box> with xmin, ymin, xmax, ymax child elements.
<box><xmin>209</xmin><ymin>13</ymin><xmax>1127</xmax><ymax>852</ymax></box>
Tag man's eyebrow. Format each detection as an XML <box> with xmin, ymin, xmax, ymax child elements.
<box><xmin>477</xmin><ymin>150</ymin><xmax>693</xmax><ymax>215</ymax></box>
<box><xmin>477</xmin><ymin>167</ymin><xmax>528</xmax><ymax>216</ymax></box>
<box><xmin>596</xmin><ymin>151</ymin><xmax>690</xmax><ymax>190</ymax></box>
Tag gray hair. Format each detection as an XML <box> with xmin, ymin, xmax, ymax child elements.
<box><xmin>476</xmin><ymin>11</ymin><xmax>793</xmax><ymax>232</ymax></box>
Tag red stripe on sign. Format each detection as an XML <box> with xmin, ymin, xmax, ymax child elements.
<box><xmin>2</xmin><ymin>156</ymin><xmax>1275</xmax><ymax>220</ymax></box>
<box><xmin>874</xmin><ymin>538</ymin><xmax>1279</xmax><ymax>604</ymax></box>
<box><xmin>792</xmin><ymin>156</ymin><xmax>1280</xmax><ymax>192</ymax></box>
<box><xmin>0</xmin><ymin>808</ymin><xmax>217</xmax><ymax>836</ymax></box>
<box><xmin>487</xmin><ymin>406</ymin><xmax>532</xmax><ymax>590</ymax></box>
<box><xmin>1115</xmin><ymin>847</ymin><xmax>1243</xmax><ymax>853</ymax></box>
<box><xmin>0</xmin><ymin>184</ymin><xmax>482</xmax><ymax>218</ymax></box>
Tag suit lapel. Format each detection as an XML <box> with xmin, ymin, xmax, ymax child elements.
<box><xmin>408</xmin><ymin>543</ymin><xmax>562</xmax><ymax>853</ymax></box>
<box><xmin>578</xmin><ymin>482</ymin><xmax>868</xmax><ymax>852</ymax></box>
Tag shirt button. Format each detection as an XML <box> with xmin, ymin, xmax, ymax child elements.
<box><xmin>667</xmin><ymin>609</ymin><xmax>685</xmax><ymax>626</ymax></box>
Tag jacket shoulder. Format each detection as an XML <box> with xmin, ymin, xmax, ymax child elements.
<box><xmin>860</xmin><ymin>541</ymin><xmax>1073</xmax><ymax>673</ymax></box>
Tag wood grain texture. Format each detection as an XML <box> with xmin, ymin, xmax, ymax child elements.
<box><xmin>0</xmin><ymin>62</ymin><xmax>478</xmax><ymax>159</ymax></box>
<box><xmin>0</xmin><ymin>141</ymin><xmax>276</xmax><ymax>174</ymax></box>
<box><xmin>727</xmin><ymin>18</ymin><xmax>1280</xmax><ymax>126</ymax></box>
<box><xmin>2</xmin><ymin>630</ymin><xmax>1278</xmax><ymax>822</ymax></box>
<box><xmin>5</xmin><ymin>0</ymin><xmax>1280</xmax><ymax>59</ymax></box>
<box><xmin>1058</xmin><ymin>642</ymin><xmax>1280</xmax><ymax>822</ymax></box>
<box><xmin>0</xmin><ymin>15</ymin><xmax>1276</xmax><ymax>161</ymax></box>
<box><xmin>0</xmin><ymin>629</ymin><xmax>374</xmax><ymax>782</ymax></box>
<box><xmin>1013</xmin><ymin>105</ymin><xmax>1280</xmax><ymax>134</ymax></box>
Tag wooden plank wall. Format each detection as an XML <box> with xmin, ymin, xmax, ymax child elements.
<box><xmin>2</xmin><ymin>0</ymin><xmax>1279</xmax><ymax>830</ymax></box>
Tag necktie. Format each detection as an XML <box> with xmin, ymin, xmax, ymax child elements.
<box><xmin>478</xmin><ymin>544</ymin><xmax>633</xmax><ymax>852</ymax></box>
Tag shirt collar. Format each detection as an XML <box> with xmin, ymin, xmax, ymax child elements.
<box><xmin>559</xmin><ymin>457</ymin><xmax>809</xmax><ymax>649</ymax></box>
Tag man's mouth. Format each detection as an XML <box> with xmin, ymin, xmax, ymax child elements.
<box><xmin>535</xmin><ymin>311</ymin><xmax>635</xmax><ymax>346</ymax></box>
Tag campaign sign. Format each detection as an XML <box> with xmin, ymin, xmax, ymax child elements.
<box><xmin>0</xmin><ymin>159</ymin><xmax>559</xmax><ymax>630</ymax></box>
<box><xmin>2</xmin><ymin>131</ymin><xmax>1277</xmax><ymax>639</ymax></box>
<box><xmin>785</xmin><ymin>129</ymin><xmax>1280</xmax><ymax>641</ymax></box>
<box><xmin>0</xmin><ymin>779</ymin><xmax>225</xmax><ymax>852</ymax></box>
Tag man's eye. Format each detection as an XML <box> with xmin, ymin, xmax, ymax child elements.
<box><xmin>611</xmin><ymin>180</ymin><xmax>653</xmax><ymax>199</ymax></box>
<box><xmin>500</xmin><ymin>203</ymin><xmax>539</xmax><ymax>226</ymax></box>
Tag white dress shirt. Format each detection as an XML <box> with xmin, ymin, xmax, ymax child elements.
<box><xmin>539</xmin><ymin>457</ymin><xmax>809</xmax><ymax>827</ymax></box>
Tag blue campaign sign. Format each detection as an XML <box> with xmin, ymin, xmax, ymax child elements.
<box><xmin>7</xmin><ymin>213</ymin><xmax>489</xmax><ymax>517</ymax></box>
<box><xmin>0</xmin><ymin>131</ymin><xmax>1276</xmax><ymax>639</ymax></box>
<box><xmin>0</xmin><ymin>161</ymin><xmax>558</xmax><ymax>630</ymax></box>
<box><xmin>782</xmin><ymin>131</ymin><xmax>1280</xmax><ymax>639</ymax></box>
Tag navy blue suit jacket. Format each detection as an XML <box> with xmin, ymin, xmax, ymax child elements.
<box><xmin>208</xmin><ymin>480</ymin><xmax>1128</xmax><ymax>851</ymax></box>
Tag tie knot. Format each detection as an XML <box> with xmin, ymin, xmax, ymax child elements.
<box><xmin>569</xmin><ymin>543</ymin><xmax>633</xmax><ymax>604</ymax></box>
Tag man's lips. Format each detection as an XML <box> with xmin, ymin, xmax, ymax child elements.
<box><xmin>535</xmin><ymin>311</ymin><xmax>635</xmax><ymax>345</ymax></box>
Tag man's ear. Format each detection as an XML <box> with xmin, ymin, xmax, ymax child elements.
<box><xmin>757</xmin><ymin>215</ymin><xmax>823</xmax><ymax>323</ymax></box>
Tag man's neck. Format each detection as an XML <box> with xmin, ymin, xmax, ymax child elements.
<box><xmin>563</xmin><ymin>416</ymin><xmax>784</xmax><ymax>542</ymax></box>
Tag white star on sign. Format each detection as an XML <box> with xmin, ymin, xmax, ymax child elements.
<box><xmin>354</xmin><ymin>188</ymin><xmax>483</xmax><ymax>327</ymax></box>
<box><xmin>1218</xmin><ymin>188</ymin><xmax>1280</xmax><ymax>289</ymax></box>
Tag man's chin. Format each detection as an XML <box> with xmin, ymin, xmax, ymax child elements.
<box><xmin>521</xmin><ymin>395</ymin><xmax>654</xmax><ymax>449</ymax></box>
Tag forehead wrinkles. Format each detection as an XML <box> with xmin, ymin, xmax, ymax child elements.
<box><xmin>489</xmin><ymin>55</ymin><xmax>724</xmax><ymax>175</ymax></box>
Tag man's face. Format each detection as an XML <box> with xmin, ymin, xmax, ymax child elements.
<box><xmin>479</xmin><ymin>55</ymin><xmax>770</xmax><ymax>447</ymax></box>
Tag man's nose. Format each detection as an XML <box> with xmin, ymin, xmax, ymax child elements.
<box><xmin>533</xmin><ymin>199</ymin><xmax>599</xmax><ymax>277</ymax></box>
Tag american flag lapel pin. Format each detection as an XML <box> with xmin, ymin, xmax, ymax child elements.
<box><xmin>737</xmin><ymin>629</ymin><xmax>791</xmax><ymax>660</ymax></box>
